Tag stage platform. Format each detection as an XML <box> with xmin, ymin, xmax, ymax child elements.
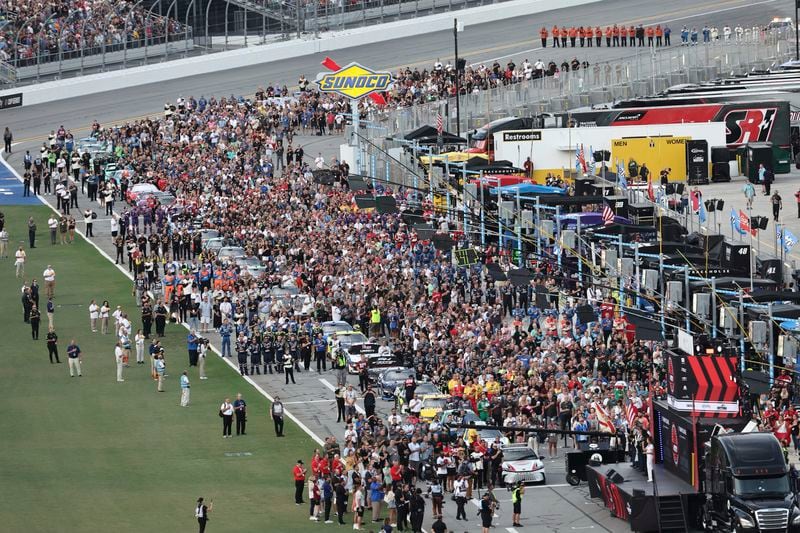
<box><xmin>589</xmin><ymin>463</ymin><xmax>698</xmax><ymax>497</ymax></box>
<box><xmin>587</xmin><ymin>463</ymin><xmax>701</xmax><ymax>532</ymax></box>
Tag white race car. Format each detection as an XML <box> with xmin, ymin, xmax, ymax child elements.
<box><xmin>501</xmin><ymin>444</ymin><xmax>546</xmax><ymax>486</ymax></box>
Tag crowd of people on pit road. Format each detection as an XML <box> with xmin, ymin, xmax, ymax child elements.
<box><xmin>46</xmin><ymin>92</ymin><xmax>671</xmax><ymax>530</ymax></box>
<box><xmin>1</xmin><ymin>0</ymin><xmax>183</xmax><ymax>65</ymax></box>
<box><xmin>44</xmin><ymin>80</ymin><xmax>800</xmax><ymax>530</ymax></box>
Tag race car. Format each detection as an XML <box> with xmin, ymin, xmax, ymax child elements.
<box><xmin>418</xmin><ymin>394</ymin><xmax>450</xmax><ymax>421</ymax></box>
<box><xmin>500</xmin><ymin>444</ymin><xmax>546</xmax><ymax>486</ymax></box>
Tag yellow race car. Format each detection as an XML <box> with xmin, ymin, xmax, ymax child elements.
<box><xmin>418</xmin><ymin>394</ymin><xmax>450</xmax><ymax>421</ymax></box>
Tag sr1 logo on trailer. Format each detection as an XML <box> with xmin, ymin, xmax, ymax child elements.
<box><xmin>724</xmin><ymin>108</ymin><xmax>777</xmax><ymax>145</ymax></box>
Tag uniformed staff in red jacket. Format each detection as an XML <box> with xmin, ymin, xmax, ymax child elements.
<box><xmin>586</xmin><ymin>26</ymin><xmax>594</xmax><ymax>47</ymax></box>
<box><xmin>552</xmin><ymin>25</ymin><xmax>560</xmax><ymax>47</ymax></box>
<box><xmin>560</xmin><ymin>26</ymin><xmax>568</xmax><ymax>47</ymax></box>
<box><xmin>612</xmin><ymin>24</ymin><xmax>620</xmax><ymax>46</ymax></box>
<box><xmin>540</xmin><ymin>26</ymin><xmax>548</xmax><ymax>47</ymax></box>
<box><xmin>568</xmin><ymin>26</ymin><xmax>577</xmax><ymax>47</ymax></box>
<box><xmin>595</xmin><ymin>26</ymin><xmax>602</xmax><ymax>46</ymax></box>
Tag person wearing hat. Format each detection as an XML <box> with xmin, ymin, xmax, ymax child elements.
<box><xmin>195</xmin><ymin>497</ymin><xmax>212</xmax><ymax>533</ymax></box>
<box><xmin>293</xmin><ymin>459</ymin><xmax>307</xmax><ymax>504</ymax></box>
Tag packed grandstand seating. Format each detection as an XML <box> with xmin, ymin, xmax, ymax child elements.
<box><xmin>0</xmin><ymin>0</ymin><xmax>184</xmax><ymax>64</ymax></box>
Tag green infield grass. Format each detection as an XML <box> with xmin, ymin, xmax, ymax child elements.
<box><xmin>0</xmin><ymin>205</ymin><xmax>318</xmax><ymax>533</ymax></box>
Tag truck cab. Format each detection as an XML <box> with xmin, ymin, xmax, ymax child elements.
<box><xmin>702</xmin><ymin>432</ymin><xmax>799</xmax><ymax>532</ymax></box>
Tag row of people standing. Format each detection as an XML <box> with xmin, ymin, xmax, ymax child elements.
<box><xmin>539</xmin><ymin>24</ymin><xmax>671</xmax><ymax>48</ymax></box>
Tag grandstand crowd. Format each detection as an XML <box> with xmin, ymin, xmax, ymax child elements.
<box><xmin>33</xmin><ymin>85</ymin><xmax>799</xmax><ymax>528</ymax></box>
<box><xmin>0</xmin><ymin>0</ymin><xmax>183</xmax><ymax>64</ymax></box>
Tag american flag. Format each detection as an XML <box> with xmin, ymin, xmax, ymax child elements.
<box><xmin>436</xmin><ymin>113</ymin><xmax>443</xmax><ymax>135</ymax></box>
<box><xmin>602</xmin><ymin>203</ymin><xmax>614</xmax><ymax>225</ymax></box>
<box><xmin>624</xmin><ymin>400</ymin><xmax>638</xmax><ymax>428</ymax></box>
<box><xmin>576</xmin><ymin>144</ymin><xmax>587</xmax><ymax>173</ymax></box>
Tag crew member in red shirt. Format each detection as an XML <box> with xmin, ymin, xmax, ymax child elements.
<box><xmin>552</xmin><ymin>25</ymin><xmax>560</xmax><ymax>47</ymax></box>
<box><xmin>540</xmin><ymin>26</ymin><xmax>548</xmax><ymax>47</ymax></box>
<box><xmin>293</xmin><ymin>459</ymin><xmax>307</xmax><ymax>504</ymax></box>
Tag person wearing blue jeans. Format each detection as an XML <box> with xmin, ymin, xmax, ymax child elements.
<box><xmin>219</xmin><ymin>319</ymin><xmax>232</xmax><ymax>357</ymax></box>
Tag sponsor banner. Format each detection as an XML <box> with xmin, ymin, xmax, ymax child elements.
<box><xmin>0</xmin><ymin>93</ymin><xmax>22</xmax><ymax>110</ymax></box>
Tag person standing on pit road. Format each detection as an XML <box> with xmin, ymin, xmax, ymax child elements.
<box><xmin>283</xmin><ymin>350</ymin><xmax>295</xmax><ymax>384</ymax></box>
<box><xmin>67</xmin><ymin>339</ymin><xmax>82</xmax><ymax>377</ymax></box>
<box><xmin>480</xmin><ymin>492</ymin><xmax>495</xmax><ymax>533</ymax></box>
<box><xmin>272</xmin><ymin>396</ymin><xmax>285</xmax><ymax>436</ymax></box>
<box><xmin>46</xmin><ymin>326</ymin><xmax>60</xmax><ymax>363</ymax></box>
<box><xmin>220</xmin><ymin>397</ymin><xmax>233</xmax><ymax>438</ymax></box>
<box><xmin>293</xmin><ymin>459</ymin><xmax>307</xmax><ymax>504</ymax></box>
<box><xmin>233</xmin><ymin>393</ymin><xmax>247</xmax><ymax>435</ymax></box>
<box><xmin>772</xmin><ymin>191</ymin><xmax>783</xmax><ymax>222</ymax></box>
<box><xmin>511</xmin><ymin>481</ymin><xmax>525</xmax><ymax>527</ymax></box>
<box><xmin>409</xmin><ymin>488</ymin><xmax>425</xmax><ymax>533</ymax></box>
<box><xmin>235</xmin><ymin>333</ymin><xmax>249</xmax><ymax>376</ymax></box>
<box><xmin>334</xmin><ymin>386</ymin><xmax>346</xmax><ymax>423</ymax></box>
<box><xmin>314</xmin><ymin>332</ymin><xmax>326</xmax><ymax>372</ymax></box>
<box><xmin>218</xmin><ymin>319</ymin><xmax>232</xmax><ymax>358</ymax></box>
<box><xmin>453</xmin><ymin>474</ymin><xmax>468</xmax><ymax>521</ymax></box>
<box><xmin>539</xmin><ymin>26</ymin><xmax>548</xmax><ymax>47</ymax></box>
<box><xmin>196</xmin><ymin>497</ymin><xmax>212</xmax><ymax>533</ymax></box>
<box><xmin>363</xmin><ymin>385</ymin><xmax>377</xmax><ymax>419</ymax></box>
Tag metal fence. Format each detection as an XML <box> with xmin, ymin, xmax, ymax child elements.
<box><xmin>362</xmin><ymin>34</ymin><xmax>796</xmax><ymax>143</ymax></box>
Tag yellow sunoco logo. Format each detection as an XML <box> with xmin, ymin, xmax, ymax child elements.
<box><xmin>316</xmin><ymin>63</ymin><xmax>393</xmax><ymax>100</ymax></box>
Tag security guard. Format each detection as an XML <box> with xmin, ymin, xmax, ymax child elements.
<box><xmin>249</xmin><ymin>333</ymin><xmax>262</xmax><ymax>375</ymax></box>
<box><xmin>287</xmin><ymin>334</ymin><xmax>300</xmax><ymax>372</ymax></box>
<box><xmin>511</xmin><ymin>482</ymin><xmax>525</xmax><ymax>527</ymax></box>
<box><xmin>235</xmin><ymin>333</ymin><xmax>249</xmax><ymax>376</ymax></box>
<box><xmin>261</xmin><ymin>332</ymin><xmax>275</xmax><ymax>374</ymax></box>
<box><xmin>334</xmin><ymin>346</ymin><xmax>348</xmax><ymax>388</ymax></box>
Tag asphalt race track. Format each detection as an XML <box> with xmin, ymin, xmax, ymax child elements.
<box><xmin>1</xmin><ymin>0</ymin><xmax>793</xmax><ymax>144</ymax></box>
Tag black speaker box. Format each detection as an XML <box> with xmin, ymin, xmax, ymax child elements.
<box><xmin>711</xmin><ymin>146</ymin><xmax>731</xmax><ymax>163</ymax></box>
<box><xmin>712</xmin><ymin>162</ymin><xmax>731</xmax><ymax>182</ymax></box>
<box><xmin>610</xmin><ymin>471</ymin><xmax>625</xmax><ymax>483</ymax></box>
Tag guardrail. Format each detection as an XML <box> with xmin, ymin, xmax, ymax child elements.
<box><xmin>361</xmin><ymin>34</ymin><xmax>795</xmax><ymax>142</ymax></box>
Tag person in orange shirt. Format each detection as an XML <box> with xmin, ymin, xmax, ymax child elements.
<box><xmin>586</xmin><ymin>26</ymin><xmax>594</xmax><ymax>47</ymax></box>
<box><xmin>646</xmin><ymin>25</ymin><xmax>655</xmax><ymax>47</ymax></box>
<box><xmin>569</xmin><ymin>26</ymin><xmax>577</xmax><ymax>47</ymax></box>
<box><xmin>578</xmin><ymin>26</ymin><xmax>585</xmax><ymax>47</ymax></box>
<box><xmin>540</xmin><ymin>26</ymin><xmax>548</xmax><ymax>47</ymax></box>
<box><xmin>595</xmin><ymin>26</ymin><xmax>602</xmax><ymax>46</ymax></box>
<box><xmin>552</xmin><ymin>25</ymin><xmax>560</xmax><ymax>47</ymax></box>
<box><xmin>628</xmin><ymin>26</ymin><xmax>636</xmax><ymax>47</ymax></box>
<box><xmin>655</xmin><ymin>24</ymin><xmax>663</xmax><ymax>46</ymax></box>
<box><xmin>606</xmin><ymin>26</ymin><xmax>614</xmax><ymax>47</ymax></box>
<box><xmin>612</xmin><ymin>24</ymin><xmax>619</xmax><ymax>46</ymax></box>
<box><xmin>561</xmin><ymin>26</ymin><xmax>568</xmax><ymax>47</ymax></box>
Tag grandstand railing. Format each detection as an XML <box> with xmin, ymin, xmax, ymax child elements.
<box><xmin>362</xmin><ymin>34</ymin><xmax>795</xmax><ymax>143</ymax></box>
<box><xmin>3</xmin><ymin>10</ymin><xmax>194</xmax><ymax>84</ymax></box>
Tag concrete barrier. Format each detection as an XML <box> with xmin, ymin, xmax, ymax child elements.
<box><xmin>0</xmin><ymin>0</ymin><xmax>598</xmax><ymax>108</ymax></box>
